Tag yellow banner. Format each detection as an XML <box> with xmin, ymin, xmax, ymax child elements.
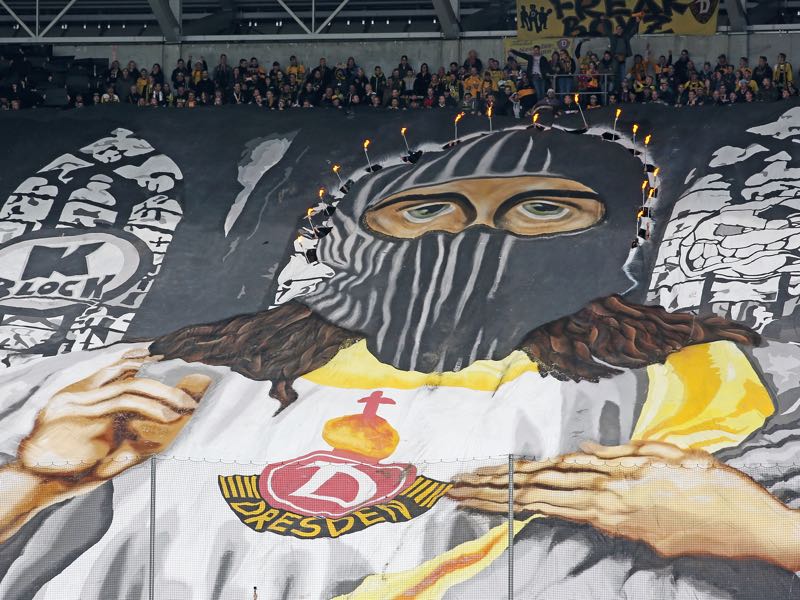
<box><xmin>514</xmin><ymin>0</ymin><xmax>718</xmax><ymax>41</ymax></box>
<box><xmin>503</xmin><ymin>37</ymin><xmax>575</xmax><ymax>61</ymax></box>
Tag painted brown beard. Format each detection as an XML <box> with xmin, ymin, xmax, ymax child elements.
<box><xmin>518</xmin><ymin>295</ymin><xmax>760</xmax><ymax>381</ymax></box>
<box><xmin>149</xmin><ymin>295</ymin><xmax>760</xmax><ymax>411</ymax></box>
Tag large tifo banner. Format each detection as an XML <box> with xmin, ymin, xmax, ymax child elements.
<box><xmin>515</xmin><ymin>0</ymin><xmax>718</xmax><ymax>40</ymax></box>
<box><xmin>1</xmin><ymin>102</ymin><xmax>800</xmax><ymax>599</ymax></box>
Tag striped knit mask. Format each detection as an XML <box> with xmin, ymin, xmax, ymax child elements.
<box><xmin>301</xmin><ymin>128</ymin><xmax>645</xmax><ymax>373</ymax></box>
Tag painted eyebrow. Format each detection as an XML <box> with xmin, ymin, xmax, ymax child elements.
<box><xmin>371</xmin><ymin>191</ymin><xmax>473</xmax><ymax>211</ymax></box>
<box><xmin>504</xmin><ymin>189</ymin><xmax>602</xmax><ymax>201</ymax></box>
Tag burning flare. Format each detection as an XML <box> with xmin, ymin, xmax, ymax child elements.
<box><xmin>615</xmin><ymin>108</ymin><xmax>622</xmax><ymax>119</ymax></box>
<box><xmin>632</xmin><ymin>123</ymin><xmax>639</xmax><ymax>135</ymax></box>
<box><xmin>644</xmin><ymin>134</ymin><xmax>652</xmax><ymax>145</ymax></box>
<box><xmin>533</xmin><ymin>112</ymin><xmax>540</xmax><ymax>123</ymax></box>
<box><xmin>455</xmin><ymin>112</ymin><xmax>464</xmax><ymax>124</ymax></box>
<box><xmin>487</xmin><ymin>105</ymin><xmax>493</xmax><ymax>118</ymax></box>
<box><xmin>332</xmin><ymin>164</ymin><xmax>341</xmax><ymax>173</ymax></box>
<box><xmin>363</xmin><ymin>139</ymin><xmax>370</xmax><ymax>150</ymax></box>
<box><xmin>318</xmin><ymin>188</ymin><xmax>325</xmax><ymax>199</ymax></box>
<box><xmin>400</xmin><ymin>127</ymin><xmax>407</xmax><ymax>136</ymax></box>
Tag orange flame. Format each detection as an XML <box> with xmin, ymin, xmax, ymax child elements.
<box><xmin>487</xmin><ymin>105</ymin><xmax>493</xmax><ymax>118</ymax></box>
<box><xmin>644</xmin><ymin>134</ymin><xmax>652</xmax><ymax>145</ymax></box>
<box><xmin>573</xmin><ymin>93</ymin><xmax>579</xmax><ymax>103</ymax></box>
<box><xmin>641</xmin><ymin>180</ymin><xmax>647</xmax><ymax>190</ymax></box>
<box><xmin>296</xmin><ymin>235</ymin><xmax>303</xmax><ymax>243</ymax></box>
<box><xmin>401</xmin><ymin>127</ymin><xmax>407</xmax><ymax>136</ymax></box>
<box><xmin>363</xmin><ymin>139</ymin><xmax>370</xmax><ymax>150</ymax></box>
<box><xmin>632</xmin><ymin>124</ymin><xmax>639</xmax><ymax>134</ymax></box>
<box><xmin>455</xmin><ymin>112</ymin><xmax>464</xmax><ymax>124</ymax></box>
<box><xmin>648</xmin><ymin>188</ymin><xmax>655</xmax><ymax>199</ymax></box>
<box><xmin>653</xmin><ymin>167</ymin><xmax>660</xmax><ymax>177</ymax></box>
<box><xmin>306</xmin><ymin>208</ymin><xmax>313</xmax><ymax>217</ymax></box>
<box><xmin>637</xmin><ymin>210</ymin><xmax>644</xmax><ymax>219</ymax></box>
<box><xmin>318</xmin><ymin>188</ymin><xmax>325</xmax><ymax>199</ymax></box>
<box><xmin>332</xmin><ymin>164</ymin><xmax>341</xmax><ymax>173</ymax></box>
<box><xmin>533</xmin><ymin>112</ymin><xmax>540</xmax><ymax>123</ymax></box>
<box><xmin>615</xmin><ymin>108</ymin><xmax>622</xmax><ymax>119</ymax></box>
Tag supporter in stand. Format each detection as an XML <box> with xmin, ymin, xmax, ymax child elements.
<box><xmin>171</xmin><ymin>58</ymin><xmax>188</xmax><ymax>87</ymax></box>
<box><xmin>287</xmin><ymin>55</ymin><xmax>306</xmax><ymax>80</ymax></box>
<box><xmin>462</xmin><ymin>66</ymin><xmax>482</xmax><ymax>101</ymax></box>
<box><xmin>214</xmin><ymin>54</ymin><xmax>233</xmax><ymax>91</ymax></box>
<box><xmin>101</xmin><ymin>85</ymin><xmax>119</xmax><ymax>103</ymax></box>
<box><xmin>758</xmin><ymin>77</ymin><xmax>779</xmax><ymax>101</ymax></box>
<box><xmin>774</xmin><ymin>53</ymin><xmax>794</xmax><ymax>90</ymax></box>
<box><xmin>370</xmin><ymin>66</ymin><xmax>387</xmax><ymax>100</ymax></box>
<box><xmin>463</xmin><ymin>49</ymin><xmax>483</xmax><ymax>75</ymax></box>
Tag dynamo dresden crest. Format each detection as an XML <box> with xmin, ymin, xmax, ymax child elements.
<box><xmin>219</xmin><ymin>391</ymin><xmax>451</xmax><ymax>538</ymax></box>
<box><xmin>690</xmin><ymin>0</ymin><xmax>718</xmax><ymax>23</ymax></box>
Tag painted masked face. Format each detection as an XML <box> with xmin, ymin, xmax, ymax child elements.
<box><xmin>301</xmin><ymin>129</ymin><xmax>646</xmax><ymax>372</ymax></box>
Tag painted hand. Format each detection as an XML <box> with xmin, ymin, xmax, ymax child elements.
<box><xmin>449</xmin><ymin>440</ymin><xmax>800</xmax><ymax>567</ymax></box>
<box><xmin>18</xmin><ymin>353</ymin><xmax>211</xmax><ymax>482</ymax></box>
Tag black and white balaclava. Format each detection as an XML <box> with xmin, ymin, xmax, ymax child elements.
<box><xmin>301</xmin><ymin>128</ymin><xmax>648</xmax><ymax>373</ymax></box>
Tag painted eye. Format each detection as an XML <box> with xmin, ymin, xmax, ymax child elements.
<box><xmin>402</xmin><ymin>203</ymin><xmax>454</xmax><ymax>223</ymax></box>
<box><xmin>518</xmin><ymin>201</ymin><xmax>569</xmax><ymax>220</ymax></box>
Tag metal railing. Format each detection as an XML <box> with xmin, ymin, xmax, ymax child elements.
<box><xmin>543</xmin><ymin>72</ymin><xmax>615</xmax><ymax>104</ymax></box>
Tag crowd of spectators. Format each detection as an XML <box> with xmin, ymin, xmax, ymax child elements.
<box><xmin>1</xmin><ymin>36</ymin><xmax>797</xmax><ymax>116</ymax></box>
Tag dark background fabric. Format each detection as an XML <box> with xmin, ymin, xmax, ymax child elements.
<box><xmin>0</xmin><ymin>102</ymin><xmax>797</xmax><ymax>344</ymax></box>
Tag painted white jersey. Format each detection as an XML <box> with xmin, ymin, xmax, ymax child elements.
<box><xmin>0</xmin><ymin>340</ymin><xmax>798</xmax><ymax>600</ymax></box>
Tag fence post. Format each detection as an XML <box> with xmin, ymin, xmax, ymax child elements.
<box><xmin>508</xmin><ymin>453</ymin><xmax>514</xmax><ymax>600</ymax></box>
<box><xmin>149</xmin><ymin>456</ymin><xmax>157</xmax><ymax>600</ymax></box>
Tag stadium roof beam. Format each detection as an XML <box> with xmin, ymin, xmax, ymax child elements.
<box><xmin>314</xmin><ymin>0</ymin><xmax>349</xmax><ymax>33</ymax></box>
<box><xmin>39</xmin><ymin>0</ymin><xmax>80</xmax><ymax>38</ymax></box>
<box><xmin>432</xmin><ymin>0</ymin><xmax>460</xmax><ymax>38</ymax></box>
<box><xmin>723</xmin><ymin>0</ymin><xmax>747</xmax><ymax>31</ymax></box>
<box><xmin>0</xmin><ymin>0</ymin><xmax>35</xmax><ymax>37</ymax></box>
<box><xmin>276</xmin><ymin>0</ymin><xmax>312</xmax><ymax>33</ymax></box>
<box><xmin>147</xmin><ymin>0</ymin><xmax>182</xmax><ymax>41</ymax></box>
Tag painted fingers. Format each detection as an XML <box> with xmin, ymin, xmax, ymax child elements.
<box><xmin>21</xmin><ymin>360</ymin><xmax>212</xmax><ymax>480</ymax></box>
<box><xmin>449</xmin><ymin>441</ymin><xmax>712</xmax><ymax>522</ymax></box>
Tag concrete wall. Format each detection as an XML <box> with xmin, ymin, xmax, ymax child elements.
<box><xmin>54</xmin><ymin>39</ymin><xmax>503</xmax><ymax>73</ymax></box>
<box><xmin>54</xmin><ymin>32</ymin><xmax>800</xmax><ymax>73</ymax></box>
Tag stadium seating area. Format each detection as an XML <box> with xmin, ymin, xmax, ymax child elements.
<box><xmin>0</xmin><ymin>41</ymin><xmax>797</xmax><ymax>115</ymax></box>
